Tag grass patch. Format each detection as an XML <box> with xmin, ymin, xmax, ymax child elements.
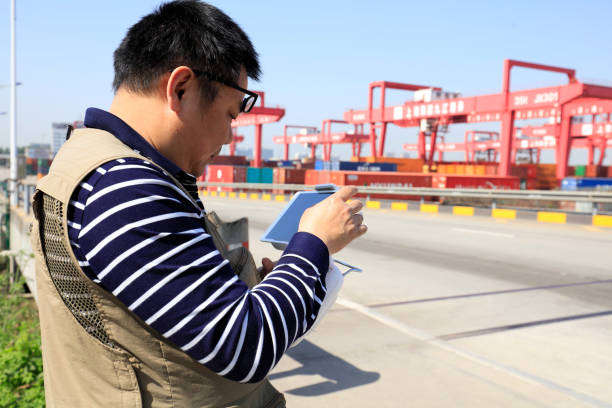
<box><xmin>0</xmin><ymin>261</ymin><xmax>44</xmax><ymax>407</ymax></box>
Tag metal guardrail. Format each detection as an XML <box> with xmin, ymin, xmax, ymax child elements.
<box><xmin>14</xmin><ymin>181</ymin><xmax>36</xmax><ymax>215</ymax></box>
<box><xmin>8</xmin><ymin>180</ymin><xmax>612</xmax><ymax>215</ymax></box>
<box><xmin>197</xmin><ymin>182</ymin><xmax>612</xmax><ymax>204</ymax></box>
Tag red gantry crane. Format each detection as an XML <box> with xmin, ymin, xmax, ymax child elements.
<box><xmin>344</xmin><ymin>59</ymin><xmax>612</xmax><ymax>179</ymax></box>
<box><xmin>228</xmin><ymin>129</ymin><xmax>244</xmax><ymax>156</ymax></box>
<box><xmin>403</xmin><ymin>119</ymin><xmax>612</xmax><ymax>166</ymax></box>
<box><xmin>273</xmin><ymin>120</ymin><xmax>369</xmax><ymax>161</ymax></box>
<box><xmin>231</xmin><ymin>91</ymin><xmax>285</xmax><ymax>167</ymax></box>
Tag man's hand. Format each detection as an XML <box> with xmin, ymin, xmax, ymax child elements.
<box><xmin>258</xmin><ymin>257</ymin><xmax>276</xmax><ymax>280</ymax></box>
<box><xmin>298</xmin><ymin>186</ymin><xmax>367</xmax><ymax>254</ymax></box>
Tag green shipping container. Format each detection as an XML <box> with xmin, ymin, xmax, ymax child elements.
<box><xmin>37</xmin><ymin>158</ymin><xmax>50</xmax><ymax>175</ymax></box>
<box><xmin>575</xmin><ymin>165</ymin><xmax>586</xmax><ymax>177</ymax></box>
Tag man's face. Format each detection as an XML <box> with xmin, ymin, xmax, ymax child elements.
<box><xmin>182</xmin><ymin>68</ymin><xmax>247</xmax><ymax>176</ymax></box>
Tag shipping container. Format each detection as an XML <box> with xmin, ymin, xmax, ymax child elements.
<box><xmin>260</xmin><ymin>168</ymin><xmax>273</xmax><ymax>184</ymax></box>
<box><xmin>276</xmin><ymin>160</ymin><xmax>295</xmax><ymax>168</ymax></box>
<box><xmin>26</xmin><ymin>157</ymin><xmax>38</xmax><ymax>175</ymax></box>
<box><xmin>315</xmin><ymin>161</ymin><xmax>397</xmax><ymax>172</ymax></box>
<box><xmin>206</xmin><ymin>165</ymin><xmax>246</xmax><ymax>192</ymax></box>
<box><xmin>510</xmin><ymin>166</ymin><xmax>528</xmax><ymax>179</ymax></box>
<box><xmin>37</xmin><ymin>158</ymin><xmax>51</xmax><ymax>176</ymax></box>
<box><xmin>585</xmin><ymin>165</ymin><xmax>606</xmax><ymax>178</ymax></box>
<box><xmin>209</xmin><ymin>155</ymin><xmax>249</xmax><ymax>166</ymax></box>
<box><xmin>246</xmin><ymin>167</ymin><xmax>260</xmax><ymax>183</ymax></box>
<box><xmin>273</xmin><ymin>168</ymin><xmax>306</xmax><ymax>194</ymax></box>
<box><xmin>431</xmin><ymin>175</ymin><xmax>520</xmax><ymax>190</ymax></box>
<box><xmin>273</xmin><ymin>168</ymin><xmax>306</xmax><ymax>185</ymax></box>
<box><xmin>474</xmin><ymin>165</ymin><xmax>486</xmax><ymax>176</ymax></box>
<box><xmin>355</xmin><ymin>156</ymin><xmax>424</xmax><ymax>172</ymax></box>
<box><xmin>526</xmin><ymin>179</ymin><xmax>538</xmax><ymax>190</ymax></box>
<box><xmin>574</xmin><ymin>165</ymin><xmax>586</xmax><ymax>176</ymax></box>
<box><xmin>512</xmin><ymin>164</ymin><xmax>537</xmax><ymax>179</ymax></box>
<box><xmin>296</xmin><ymin>161</ymin><xmax>315</xmax><ymax>170</ymax></box>
<box><xmin>561</xmin><ymin>177</ymin><xmax>612</xmax><ymax>191</ymax></box>
<box><xmin>328</xmin><ymin>171</ymin><xmax>432</xmax><ymax>200</ymax></box>
<box><xmin>485</xmin><ymin>164</ymin><xmax>498</xmax><ymax>175</ymax></box>
<box><xmin>304</xmin><ymin>170</ymin><xmax>333</xmax><ymax>185</ymax></box>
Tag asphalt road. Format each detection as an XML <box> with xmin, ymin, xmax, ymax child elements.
<box><xmin>203</xmin><ymin>194</ymin><xmax>612</xmax><ymax>407</ymax></box>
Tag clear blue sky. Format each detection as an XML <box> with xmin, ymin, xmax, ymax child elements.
<box><xmin>1</xmin><ymin>0</ymin><xmax>611</xmax><ymax>164</ymax></box>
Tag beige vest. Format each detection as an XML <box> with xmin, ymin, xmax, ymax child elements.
<box><xmin>31</xmin><ymin>128</ymin><xmax>285</xmax><ymax>407</ymax></box>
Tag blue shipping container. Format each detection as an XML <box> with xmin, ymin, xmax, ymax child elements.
<box><xmin>314</xmin><ymin>161</ymin><xmax>397</xmax><ymax>172</ymax></box>
<box><xmin>246</xmin><ymin>167</ymin><xmax>274</xmax><ymax>183</ymax></box>
<box><xmin>261</xmin><ymin>168</ymin><xmax>273</xmax><ymax>183</ymax></box>
<box><xmin>355</xmin><ymin>163</ymin><xmax>397</xmax><ymax>172</ymax></box>
<box><xmin>277</xmin><ymin>160</ymin><xmax>295</xmax><ymax>168</ymax></box>
<box><xmin>246</xmin><ymin>167</ymin><xmax>260</xmax><ymax>183</ymax></box>
<box><xmin>561</xmin><ymin>177</ymin><xmax>612</xmax><ymax>191</ymax></box>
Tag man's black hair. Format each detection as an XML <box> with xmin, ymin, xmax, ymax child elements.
<box><xmin>112</xmin><ymin>0</ymin><xmax>261</xmax><ymax>102</ymax></box>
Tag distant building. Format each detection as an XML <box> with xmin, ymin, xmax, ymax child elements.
<box><xmin>26</xmin><ymin>143</ymin><xmax>51</xmax><ymax>159</ymax></box>
<box><xmin>52</xmin><ymin>123</ymin><xmax>71</xmax><ymax>155</ymax></box>
<box><xmin>235</xmin><ymin>147</ymin><xmax>274</xmax><ymax>160</ymax></box>
<box><xmin>51</xmin><ymin>121</ymin><xmax>84</xmax><ymax>155</ymax></box>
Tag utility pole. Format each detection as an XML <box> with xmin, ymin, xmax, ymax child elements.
<box><xmin>9</xmin><ymin>0</ymin><xmax>17</xmax><ymax>206</ymax></box>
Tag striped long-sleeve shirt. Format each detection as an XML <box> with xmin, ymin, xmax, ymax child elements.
<box><xmin>66</xmin><ymin>108</ymin><xmax>330</xmax><ymax>383</ymax></box>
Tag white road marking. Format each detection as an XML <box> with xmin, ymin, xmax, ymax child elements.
<box><xmin>336</xmin><ymin>297</ymin><xmax>612</xmax><ymax>408</ymax></box>
<box><xmin>452</xmin><ymin>228</ymin><xmax>515</xmax><ymax>238</ymax></box>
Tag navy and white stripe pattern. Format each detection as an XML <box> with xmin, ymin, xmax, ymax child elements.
<box><xmin>65</xmin><ymin>108</ymin><xmax>330</xmax><ymax>383</ymax></box>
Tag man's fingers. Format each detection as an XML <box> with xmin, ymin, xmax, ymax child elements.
<box><xmin>261</xmin><ymin>257</ymin><xmax>275</xmax><ymax>271</ymax></box>
<box><xmin>352</xmin><ymin>213</ymin><xmax>364</xmax><ymax>226</ymax></box>
<box><xmin>348</xmin><ymin>199</ymin><xmax>363</xmax><ymax>213</ymax></box>
<box><xmin>334</xmin><ymin>186</ymin><xmax>358</xmax><ymax>202</ymax></box>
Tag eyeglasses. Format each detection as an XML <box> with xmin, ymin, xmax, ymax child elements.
<box><xmin>192</xmin><ymin>70</ymin><xmax>258</xmax><ymax>113</ymax></box>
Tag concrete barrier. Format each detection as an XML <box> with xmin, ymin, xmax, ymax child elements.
<box><xmin>537</xmin><ymin>211</ymin><xmax>567</xmax><ymax>224</ymax></box>
<box><xmin>9</xmin><ymin>206</ymin><xmax>36</xmax><ymax>300</ymax></box>
<box><xmin>366</xmin><ymin>201</ymin><xmax>381</xmax><ymax>209</ymax></box>
<box><xmin>391</xmin><ymin>202</ymin><xmax>408</xmax><ymax>211</ymax></box>
<box><xmin>453</xmin><ymin>206</ymin><xmax>475</xmax><ymax>216</ymax></box>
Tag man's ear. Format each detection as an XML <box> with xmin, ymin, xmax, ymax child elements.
<box><xmin>166</xmin><ymin>66</ymin><xmax>196</xmax><ymax>113</ymax></box>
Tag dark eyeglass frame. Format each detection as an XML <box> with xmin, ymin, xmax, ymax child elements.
<box><xmin>192</xmin><ymin>69</ymin><xmax>258</xmax><ymax>113</ymax></box>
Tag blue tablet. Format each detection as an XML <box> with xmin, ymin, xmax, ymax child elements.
<box><xmin>260</xmin><ymin>184</ymin><xmax>336</xmax><ymax>250</ymax></box>
<box><xmin>261</xmin><ymin>184</ymin><xmax>363</xmax><ymax>274</ymax></box>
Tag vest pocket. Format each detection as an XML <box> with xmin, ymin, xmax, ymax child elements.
<box><xmin>112</xmin><ymin>350</ymin><xmax>143</xmax><ymax>407</ymax></box>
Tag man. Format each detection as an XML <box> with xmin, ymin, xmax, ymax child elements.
<box><xmin>31</xmin><ymin>1</ymin><xmax>366</xmax><ymax>407</ymax></box>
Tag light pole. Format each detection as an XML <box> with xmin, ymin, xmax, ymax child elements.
<box><xmin>9</xmin><ymin>0</ymin><xmax>17</xmax><ymax>205</ymax></box>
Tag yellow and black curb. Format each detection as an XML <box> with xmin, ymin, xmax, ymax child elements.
<box><xmin>200</xmin><ymin>190</ymin><xmax>285</xmax><ymax>202</ymax></box>
<box><xmin>199</xmin><ymin>190</ymin><xmax>611</xmax><ymax>229</ymax></box>
<box><xmin>386</xmin><ymin>201</ymin><xmax>609</xmax><ymax>228</ymax></box>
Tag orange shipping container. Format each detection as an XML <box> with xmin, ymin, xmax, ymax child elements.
<box><xmin>485</xmin><ymin>164</ymin><xmax>497</xmax><ymax>175</ymax></box>
<box><xmin>206</xmin><ymin>165</ymin><xmax>246</xmax><ymax>192</ymax></box>
<box><xmin>304</xmin><ymin>170</ymin><xmax>333</xmax><ymax>185</ymax></box>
